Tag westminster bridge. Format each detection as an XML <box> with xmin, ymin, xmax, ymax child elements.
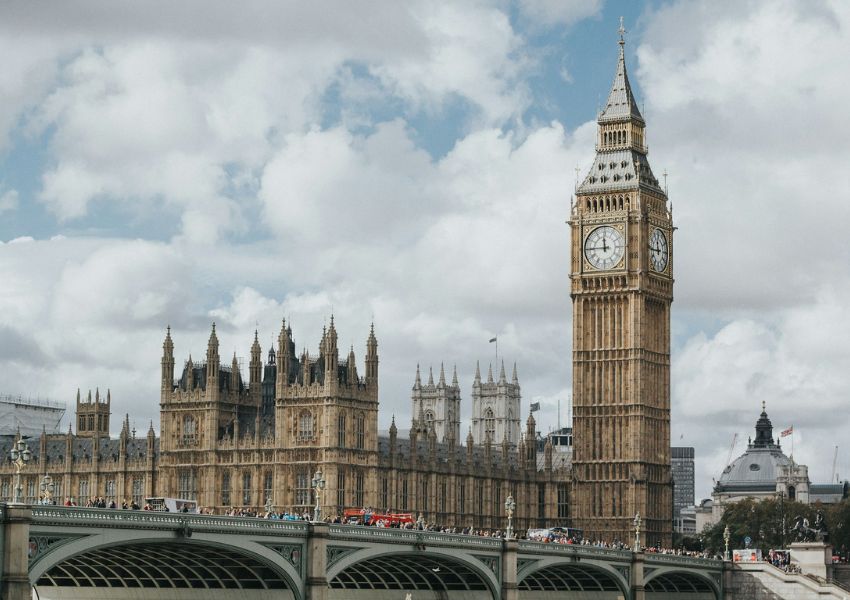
<box><xmin>0</xmin><ymin>504</ymin><xmax>724</xmax><ymax>600</ymax></box>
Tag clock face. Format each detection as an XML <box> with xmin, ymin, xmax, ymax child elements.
<box><xmin>649</xmin><ymin>228</ymin><xmax>668</xmax><ymax>272</ymax></box>
<box><xmin>584</xmin><ymin>225</ymin><xmax>625</xmax><ymax>270</ymax></box>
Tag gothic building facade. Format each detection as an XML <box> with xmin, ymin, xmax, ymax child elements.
<box><xmin>1</xmin><ymin>321</ymin><xmax>570</xmax><ymax>533</ymax></box>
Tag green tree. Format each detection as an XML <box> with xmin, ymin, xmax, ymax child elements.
<box><xmin>699</xmin><ymin>497</ymin><xmax>816</xmax><ymax>555</ymax></box>
<box><xmin>825</xmin><ymin>498</ymin><xmax>850</xmax><ymax>560</ymax></box>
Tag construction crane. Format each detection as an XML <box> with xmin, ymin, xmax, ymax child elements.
<box><xmin>832</xmin><ymin>446</ymin><xmax>839</xmax><ymax>483</ymax></box>
<box><xmin>725</xmin><ymin>433</ymin><xmax>739</xmax><ymax>467</ymax></box>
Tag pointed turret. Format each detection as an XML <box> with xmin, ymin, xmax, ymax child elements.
<box><xmin>347</xmin><ymin>345</ymin><xmax>358</xmax><ymax>383</ymax></box>
<box><xmin>487</xmin><ymin>363</ymin><xmax>494</xmax><ymax>383</ymax></box>
<box><xmin>498</xmin><ymin>360</ymin><xmax>506</xmax><ymax>384</ymax></box>
<box><xmin>276</xmin><ymin>318</ymin><xmax>291</xmax><ymax>393</ymax></box>
<box><xmin>438</xmin><ymin>363</ymin><xmax>446</xmax><ymax>388</ymax></box>
<box><xmin>231</xmin><ymin>352</ymin><xmax>240</xmax><ymax>391</ymax></box>
<box><xmin>325</xmin><ymin>315</ymin><xmax>339</xmax><ymax>378</ymax></box>
<box><xmin>161</xmin><ymin>325</ymin><xmax>175</xmax><ymax>394</ymax></box>
<box><xmin>474</xmin><ymin>361</ymin><xmax>481</xmax><ymax>386</ymax></box>
<box><xmin>250</xmin><ymin>330</ymin><xmax>262</xmax><ymax>386</ymax></box>
<box><xmin>452</xmin><ymin>365</ymin><xmax>459</xmax><ymax>387</ymax></box>
<box><xmin>427</xmin><ymin>366</ymin><xmax>434</xmax><ymax>387</ymax></box>
<box><xmin>365</xmin><ymin>323</ymin><xmax>378</xmax><ymax>385</ymax></box>
<box><xmin>389</xmin><ymin>414</ymin><xmax>398</xmax><ymax>455</ymax></box>
<box><xmin>512</xmin><ymin>362</ymin><xmax>518</xmax><ymax>384</ymax></box>
<box><xmin>413</xmin><ymin>364</ymin><xmax>422</xmax><ymax>390</ymax></box>
<box><xmin>206</xmin><ymin>322</ymin><xmax>220</xmax><ymax>391</ymax></box>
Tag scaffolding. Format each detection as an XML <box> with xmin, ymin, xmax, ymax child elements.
<box><xmin>0</xmin><ymin>394</ymin><xmax>66</xmax><ymax>437</ymax></box>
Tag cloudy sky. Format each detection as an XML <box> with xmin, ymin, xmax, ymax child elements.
<box><xmin>1</xmin><ymin>0</ymin><xmax>848</xmax><ymax>500</ymax></box>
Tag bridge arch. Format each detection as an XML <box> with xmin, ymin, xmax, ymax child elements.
<box><xmin>30</xmin><ymin>532</ymin><xmax>303</xmax><ymax>600</ymax></box>
<box><xmin>643</xmin><ymin>567</ymin><xmax>720</xmax><ymax>600</ymax></box>
<box><xmin>517</xmin><ymin>557</ymin><xmax>631</xmax><ymax>600</ymax></box>
<box><xmin>327</xmin><ymin>546</ymin><xmax>500</xmax><ymax>599</ymax></box>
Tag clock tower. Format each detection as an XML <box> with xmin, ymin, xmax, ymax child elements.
<box><xmin>570</xmin><ymin>23</ymin><xmax>673</xmax><ymax>546</ymax></box>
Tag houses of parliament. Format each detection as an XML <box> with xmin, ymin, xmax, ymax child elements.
<box><xmin>0</xmin><ymin>31</ymin><xmax>674</xmax><ymax>545</ymax></box>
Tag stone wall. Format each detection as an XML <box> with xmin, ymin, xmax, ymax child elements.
<box><xmin>725</xmin><ymin>562</ymin><xmax>848</xmax><ymax>600</ymax></box>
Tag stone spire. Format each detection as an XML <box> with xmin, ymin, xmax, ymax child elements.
<box><xmin>512</xmin><ymin>362</ymin><xmax>518</xmax><ymax>384</ymax></box>
<box><xmin>250</xmin><ymin>330</ymin><xmax>262</xmax><ymax>386</ymax></box>
<box><xmin>365</xmin><ymin>323</ymin><xmax>378</xmax><ymax>384</ymax></box>
<box><xmin>347</xmin><ymin>345</ymin><xmax>358</xmax><ymax>382</ymax></box>
<box><xmin>438</xmin><ymin>363</ymin><xmax>446</xmax><ymax>387</ymax></box>
<box><xmin>452</xmin><ymin>364</ymin><xmax>459</xmax><ymax>387</ymax></box>
<box><xmin>578</xmin><ymin>17</ymin><xmax>663</xmax><ymax>196</ymax></box>
<box><xmin>206</xmin><ymin>322</ymin><xmax>220</xmax><ymax>386</ymax></box>
<box><xmin>498</xmin><ymin>360</ymin><xmax>506</xmax><ymax>384</ymax></box>
<box><xmin>427</xmin><ymin>366</ymin><xmax>434</xmax><ymax>387</ymax></box>
<box><xmin>474</xmin><ymin>361</ymin><xmax>481</xmax><ymax>386</ymax></box>
<box><xmin>161</xmin><ymin>325</ymin><xmax>175</xmax><ymax>393</ymax></box>
<box><xmin>599</xmin><ymin>16</ymin><xmax>644</xmax><ymax>125</ymax></box>
<box><xmin>414</xmin><ymin>364</ymin><xmax>421</xmax><ymax>390</ymax></box>
<box><xmin>487</xmin><ymin>363</ymin><xmax>494</xmax><ymax>383</ymax></box>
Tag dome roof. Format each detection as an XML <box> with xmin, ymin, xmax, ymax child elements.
<box><xmin>718</xmin><ymin>446</ymin><xmax>791</xmax><ymax>487</ymax></box>
<box><xmin>715</xmin><ymin>403</ymin><xmax>792</xmax><ymax>491</ymax></box>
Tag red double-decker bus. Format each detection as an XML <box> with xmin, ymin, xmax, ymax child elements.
<box><xmin>342</xmin><ymin>508</ymin><xmax>415</xmax><ymax>527</ymax></box>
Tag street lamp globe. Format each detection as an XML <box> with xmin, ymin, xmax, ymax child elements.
<box><xmin>9</xmin><ymin>435</ymin><xmax>32</xmax><ymax>504</ymax></box>
<box><xmin>40</xmin><ymin>474</ymin><xmax>55</xmax><ymax>505</ymax></box>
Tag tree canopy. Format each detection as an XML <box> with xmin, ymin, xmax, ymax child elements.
<box><xmin>699</xmin><ymin>497</ymin><xmax>850</xmax><ymax>559</ymax></box>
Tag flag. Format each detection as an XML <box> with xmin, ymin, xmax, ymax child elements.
<box><xmin>780</xmin><ymin>426</ymin><xmax>793</xmax><ymax>438</ymax></box>
<box><xmin>489</xmin><ymin>337</ymin><xmax>497</xmax><ymax>343</ymax></box>
<box><xmin>529</xmin><ymin>402</ymin><xmax>540</xmax><ymax>412</ymax></box>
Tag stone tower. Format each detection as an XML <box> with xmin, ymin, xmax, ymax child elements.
<box><xmin>75</xmin><ymin>388</ymin><xmax>111</xmax><ymax>438</ymax></box>
<box><xmin>470</xmin><ymin>361</ymin><xmax>521</xmax><ymax>446</ymax></box>
<box><xmin>411</xmin><ymin>363</ymin><xmax>461</xmax><ymax>444</ymax></box>
<box><xmin>570</xmin><ymin>23</ymin><xmax>673</xmax><ymax>546</ymax></box>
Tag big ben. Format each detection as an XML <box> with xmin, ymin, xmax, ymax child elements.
<box><xmin>570</xmin><ymin>23</ymin><xmax>673</xmax><ymax>546</ymax></box>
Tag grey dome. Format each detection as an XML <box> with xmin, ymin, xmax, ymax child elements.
<box><xmin>718</xmin><ymin>447</ymin><xmax>791</xmax><ymax>487</ymax></box>
<box><xmin>715</xmin><ymin>404</ymin><xmax>791</xmax><ymax>492</ymax></box>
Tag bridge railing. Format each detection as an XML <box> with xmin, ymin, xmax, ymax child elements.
<box><xmin>30</xmin><ymin>506</ymin><xmax>311</xmax><ymax>536</ymax></box>
<box><xmin>328</xmin><ymin>524</ymin><xmax>504</xmax><ymax>549</ymax></box>
<box><xmin>518</xmin><ymin>539</ymin><xmax>633</xmax><ymax>561</ymax></box>
<box><xmin>642</xmin><ymin>552</ymin><xmax>723</xmax><ymax>569</ymax></box>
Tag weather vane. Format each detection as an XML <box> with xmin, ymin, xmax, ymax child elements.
<box><xmin>618</xmin><ymin>16</ymin><xmax>626</xmax><ymax>43</ymax></box>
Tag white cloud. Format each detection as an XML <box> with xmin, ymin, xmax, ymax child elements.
<box><xmin>0</xmin><ymin>189</ymin><xmax>18</xmax><ymax>214</ymax></box>
<box><xmin>517</xmin><ymin>0</ymin><xmax>603</xmax><ymax>28</ymax></box>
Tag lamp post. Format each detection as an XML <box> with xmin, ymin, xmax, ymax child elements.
<box><xmin>723</xmin><ymin>525</ymin><xmax>731</xmax><ymax>561</ymax></box>
<box><xmin>9</xmin><ymin>434</ymin><xmax>32</xmax><ymax>504</ymax></box>
<box><xmin>40</xmin><ymin>474</ymin><xmax>55</xmax><ymax>505</ymax></box>
<box><xmin>633</xmin><ymin>513</ymin><xmax>642</xmax><ymax>552</ymax></box>
<box><xmin>504</xmin><ymin>494</ymin><xmax>516</xmax><ymax>539</ymax></box>
<box><xmin>311</xmin><ymin>468</ymin><xmax>325</xmax><ymax>522</ymax></box>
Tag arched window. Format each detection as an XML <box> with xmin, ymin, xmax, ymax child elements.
<box><xmin>242</xmin><ymin>472</ymin><xmax>252</xmax><ymax>505</ymax></box>
<box><xmin>425</xmin><ymin>411</ymin><xmax>435</xmax><ymax>425</ymax></box>
<box><xmin>338</xmin><ymin>413</ymin><xmax>346</xmax><ymax>448</ymax></box>
<box><xmin>355</xmin><ymin>414</ymin><xmax>365</xmax><ymax>449</ymax></box>
<box><xmin>182</xmin><ymin>414</ymin><xmax>197</xmax><ymax>445</ymax></box>
<box><xmin>788</xmin><ymin>486</ymin><xmax>796</xmax><ymax>501</ymax></box>
<box><xmin>298</xmin><ymin>411</ymin><xmax>314</xmax><ymax>441</ymax></box>
<box><xmin>221</xmin><ymin>471</ymin><xmax>231</xmax><ymax>506</ymax></box>
<box><xmin>485</xmin><ymin>408</ymin><xmax>496</xmax><ymax>441</ymax></box>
